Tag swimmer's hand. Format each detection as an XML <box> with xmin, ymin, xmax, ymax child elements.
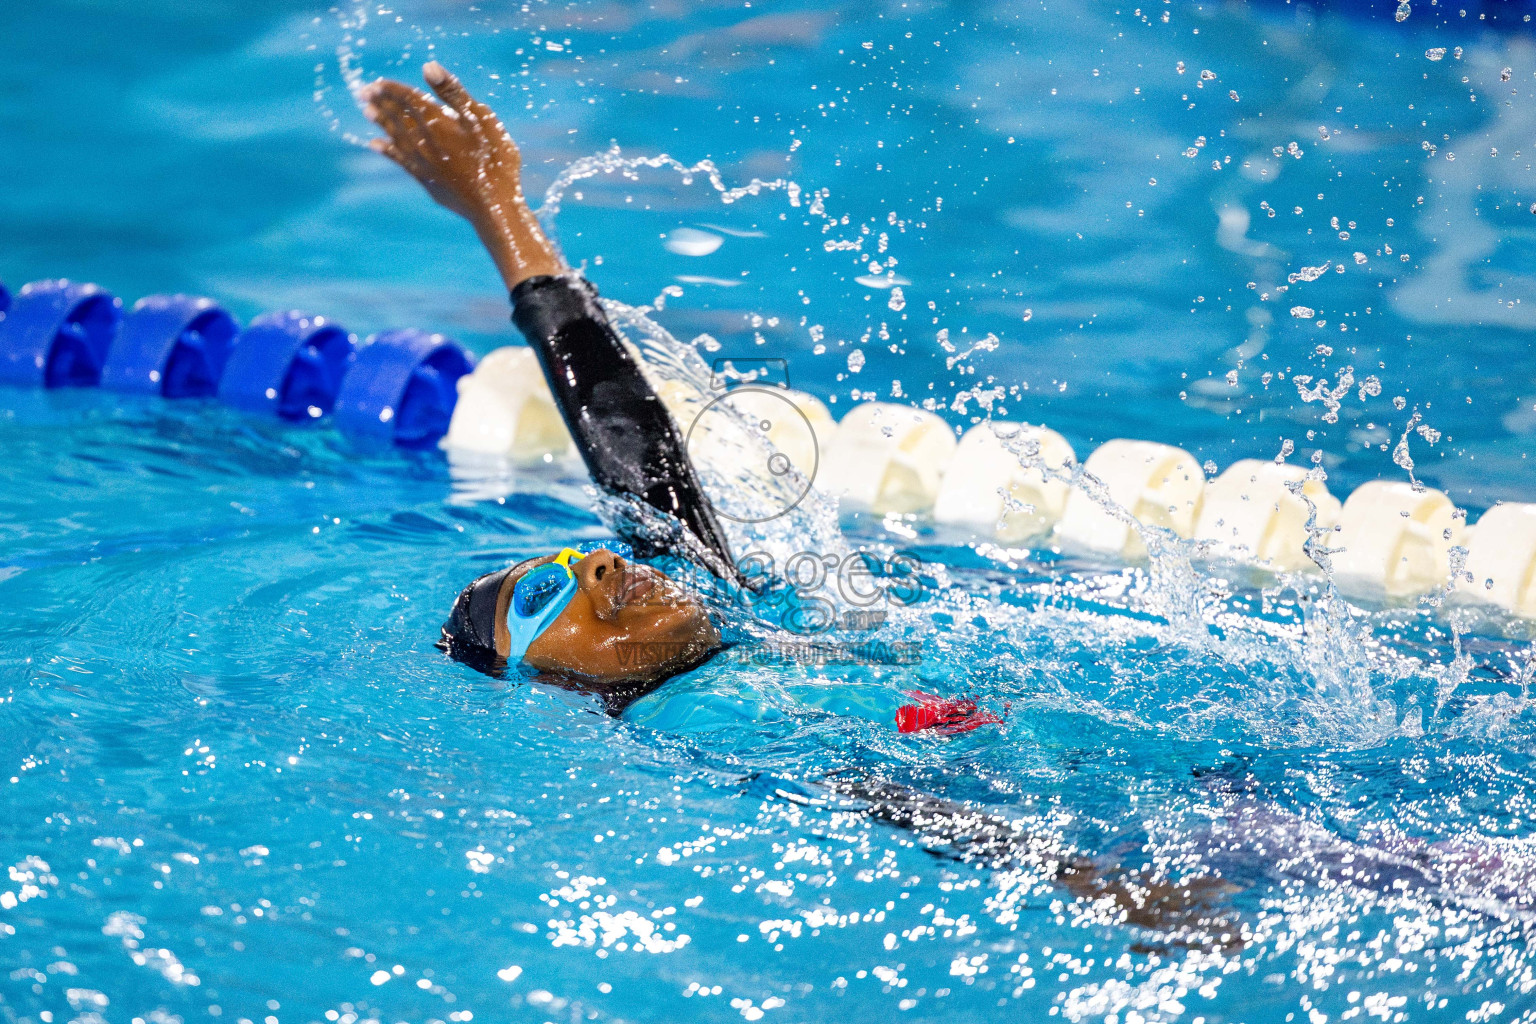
<box><xmin>360</xmin><ymin>62</ymin><xmax>564</xmax><ymax>289</ymax></box>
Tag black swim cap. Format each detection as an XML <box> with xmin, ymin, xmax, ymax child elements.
<box><xmin>439</xmin><ymin>564</ymin><xmax>517</xmax><ymax>671</ymax></box>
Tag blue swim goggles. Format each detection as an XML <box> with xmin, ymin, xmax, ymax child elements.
<box><xmin>507</xmin><ymin>540</ymin><xmax>633</xmax><ymax>660</ymax></box>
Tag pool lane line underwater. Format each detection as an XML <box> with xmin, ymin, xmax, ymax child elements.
<box><xmin>1</xmin><ymin>274</ymin><xmax>1534</xmax><ymax>619</ymax></box>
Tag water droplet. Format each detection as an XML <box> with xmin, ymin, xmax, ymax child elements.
<box><xmin>663</xmin><ymin>228</ymin><xmax>723</xmax><ymax>256</ymax></box>
<box><xmin>1288</xmin><ymin>262</ymin><xmax>1331</xmax><ymax>284</ymax></box>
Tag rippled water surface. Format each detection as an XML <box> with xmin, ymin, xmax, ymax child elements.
<box><xmin>5</xmin><ymin>1</ymin><xmax>1536</xmax><ymax>1022</ymax></box>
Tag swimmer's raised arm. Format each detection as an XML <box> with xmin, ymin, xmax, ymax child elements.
<box><xmin>360</xmin><ymin>62</ymin><xmax>563</xmax><ymax>290</ymax></box>
<box><xmin>362</xmin><ymin>63</ymin><xmax>738</xmax><ymax>586</ymax></box>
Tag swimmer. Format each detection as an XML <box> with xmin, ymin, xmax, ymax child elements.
<box><xmin>359</xmin><ymin>64</ymin><xmax>1534</xmax><ymax>955</ymax></box>
<box><xmin>360</xmin><ymin>62</ymin><xmax>734</xmax><ymax>689</ymax></box>
<box><xmin>362</xmin><ymin>63</ymin><xmax>1254</xmax><ymax>949</ymax></box>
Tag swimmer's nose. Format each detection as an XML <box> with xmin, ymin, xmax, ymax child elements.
<box><xmin>573</xmin><ymin>548</ymin><xmax>629</xmax><ymax>620</ymax></box>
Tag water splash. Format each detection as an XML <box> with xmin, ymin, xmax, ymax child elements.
<box><xmin>538</xmin><ymin>145</ymin><xmax>805</xmax><ymax>226</ymax></box>
<box><xmin>1392</xmin><ymin>408</ymin><xmax>1423</xmax><ymax>486</ymax></box>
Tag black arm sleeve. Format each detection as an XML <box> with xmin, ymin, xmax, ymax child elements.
<box><xmin>510</xmin><ymin>274</ymin><xmax>736</xmax><ymax>578</ymax></box>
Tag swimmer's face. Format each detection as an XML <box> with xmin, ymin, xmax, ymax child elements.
<box><xmin>498</xmin><ymin>548</ymin><xmax>720</xmax><ymax>684</ymax></box>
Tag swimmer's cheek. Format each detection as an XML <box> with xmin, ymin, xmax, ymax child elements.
<box><xmin>523</xmin><ymin>601</ymin><xmax>716</xmax><ymax>684</ymax></box>
<box><xmin>596</xmin><ymin>604</ymin><xmax>719</xmax><ymax>682</ymax></box>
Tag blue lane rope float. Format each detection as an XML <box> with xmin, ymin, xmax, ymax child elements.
<box><xmin>0</xmin><ymin>277</ymin><xmax>478</xmax><ymax>449</ymax></box>
<box><xmin>334</xmin><ymin>328</ymin><xmax>475</xmax><ymax>450</ymax></box>
<box><xmin>219</xmin><ymin>310</ymin><xmax>354</xmax><ymax>421</ymax></box>
<box><xmin>101</xmin><ymin>294</ymin><xmax>239</xmax><ymax>399</ymax></box>
<box><xmin>0</xmin><ymin>280</ymin><xmax>122</xmax><ymax>389</ymax></box>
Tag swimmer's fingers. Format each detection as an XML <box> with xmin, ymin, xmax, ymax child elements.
<box><xmin>369</xmin><ymin>95</ymin><xmax>430</xmax><ymax>151</ymax></box>
<box><xmin>423</xmin><ymin>61</ymin><xmax>478</xmax><ymax>119</ymax></box>
<box><xmin>366</xmin><ymin>74</ymin><xmax>511</xmax><ymax>170</ymax></box>
<box><xmin>360</xmin><ymin>78</ymin><xmax>433</xmax><ymax>124</ymax></box>
<box><xmin>365</xmin><ymin>84</ymin><xmax>455</xmax><ymax>166</ymax></box>
<box><xmin>364</xmin><ymin>102</ymin><xmax>460</xmax><ymax>203</ymax></box>
<box><xmin>422</xmin><ymin>62</ymin><xmax>516</xmax><ymax>150</ymax></box>
<box><xmin>362</xmin><ymin>76</ymin><xmax>438</xmax><ymax>110</ymax></box>
<box><xmin>368</xmin><ymin>136</ymin><xmax>424</xmax><ymax>178</ymax></box>
<box><xmin>361</xmin><ymin>82</ymin><xmax>420</xmax><ymax>142</ymax></box>
<box><xmin>365</xmin><ymin>80</ymin><xmax>458</xmax><ymax>141</ymax></box>
<box><xmin>367</xmin><ymin>137</ymin><xmax>400</xmax><ymax>163</ymax></box>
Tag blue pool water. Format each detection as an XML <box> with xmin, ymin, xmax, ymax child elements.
<box><xmin>6</xmin><ymin>2</ymin><xmax>1536</xmax><ymax>1023</ymax></box>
